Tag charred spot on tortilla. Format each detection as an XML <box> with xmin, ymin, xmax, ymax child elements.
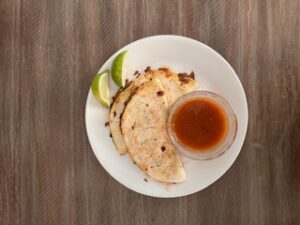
<box><xmin>125</xmin><ymin>79</ymin><xmax>133</xmax><ymax>88</ymax></box>
<box><xmin>109</xmin><ymin>133</ymin><xmax>112</xmax><ymax>137</ymax></box>
<box><xmin>189</xmin><ymin>71</ymin><xmax>195</xmax><ymax>79</ymax></box>
<box><xmin>134</xmin><ymin>70</ymin><xmax>139</xmax><ymax>76</ymax></box>
<box><xmin>113</xmin><ymin>111</ymin><xmax>117</xmax><ymax>117</ymax></box>
<box><xmin>178</xmin><ymin>72</ymin><xmax>187</xmax><ymax>77</ymax></box>
<box><xmin>144</xmin><ymin>178</ymin><xmax>148</xmax><ymax>182</ymax></box>
<box><xmin>157</xmin><ymin>91</ymin><xmax>165</xmax><ymax>96</ymax></box>
<box><xmin>117</xmin><ymin>108</ymin><xmax>125</xmax><ymax>135</ymax></box>
<box><xmin>146</xmin><ymin>104</ymin><xmax>149</xmax><ymax>107</ymax></box>
<box><xmin>118</xmin><ymin>112</ymin><xmax>124</xmax><ymax>134</ymax></box>
<box><xmin>178</xmin><ymin>71</ymin><xmax>195</xmax><ymax>83</ymax></box>
<box><xmin>131</xmin><ymin>87</ymin><xmax>138</xmax><ymax>96</ymax></box>
<box><xmin>104</xmin><ymin>122</ymin><xmax>110</xmax><ymax>127</ymax></box>
<box><xmin>145</xmin><ymin>66</ymin><xmax>151</xmax><ymax>72</ymax></box>
<box><xmin>158</xmin><ymin>67</ymin><xmax>169</xmax><ymax>71</ymax></box>
<box><xmin>161</xmin><ymin>146</ymin><xmax>166</xmax><ymax>152</ymax></box>
<box><xmin>124</xmin><ymin>97</ymin><xmax>131</xmax><ymax>107</ymax></box>
<box><xmin>112</xmin><ymin>88</ymin><xmax>123</xmax><ymax>104</ymax></box>
<box><xmin>131</xmin><ymin>122</ymin><xmax>136</xmax><ymax>130</ymax></box>
<box><xmin>179</xmin><ymin>77</ymin><xmax>189</xmax><ymax>84</ymax></box>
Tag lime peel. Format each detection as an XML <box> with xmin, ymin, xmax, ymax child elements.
<box><xmin>111</xmin><ymin>50</ymin><xmax>128</xmax><ymax>87</ymax></box>
<box><xmin>91</xmin><ymin>70</ymin><xmax>112</xmax><ymax>108</ymax></box>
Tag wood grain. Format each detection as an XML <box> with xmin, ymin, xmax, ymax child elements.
<box><xmin>1</xmin><ymin>0</ymin><xmax>299</xmax><ymax>224</ymax></box>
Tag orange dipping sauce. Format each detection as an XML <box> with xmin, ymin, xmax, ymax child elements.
<box><xmin>171</xmin><ymin>98</ymin><xmax>228</xmax><ymax>151</ymax></box>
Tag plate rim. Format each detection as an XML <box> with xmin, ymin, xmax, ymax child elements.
<box><xmin>85</xmin><ymin>35</ymin><xmax>249</xmax><ymax>198</ymax></box>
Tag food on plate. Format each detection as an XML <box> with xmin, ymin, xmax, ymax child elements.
<box><xmin>109</xmin><ymin>74</ymin><xmax>149</xmax><ymax>154</ymax></box>
<box><xmin>109</xmin><ymin>68</ymin><xmax>198</xmax><ymax>155</ymax></box>
<box><xmin>167</xmin><ymin>91</ymin><xmax>237</xmax><ymax>160</ymax></box>
<box><xmin>108</xmin><ymin>68</ymin><xmax>198</xmax><ymax>183</ymax></box>
<box><xmin>121</xmin><ymin>78</ymin><xmax>183</xmax><ymax>182</ymax></box>
<box><xmin>91</xmin><ymin>70</ymin><xmax>112</xmax><ymax>108</ymax></box>
<box><xmin>111</xmin><ymin>50</ymin><xmax>128</xmax><ymax>87</ymax></box>
<box><xmin>90</xmin><ymin>53</ymin><xmax>200</xmax><ymax>182</ymax></box>
<box><xmin>171</xmin><ymin>98</ymin><xmax>228</xmax><ymax>150</ymax></box>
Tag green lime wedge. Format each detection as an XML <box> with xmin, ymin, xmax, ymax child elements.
<box><xmin>111</xmin><ymin>50</ymin><xmax>128</xmax><ymax>87</ymax></box>
<box><xmin>91</xmin><ymin>70</ymin><xmax>111</xmax><ymax>108</ymax></box>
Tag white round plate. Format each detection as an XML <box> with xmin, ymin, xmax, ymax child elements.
<box><xmin>85</xmin><ymin>35</ymin><xmax>248</xmax><ymax>198</ymax></box>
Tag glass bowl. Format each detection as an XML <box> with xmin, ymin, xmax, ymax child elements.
<box><xmin>167</xmin><ymin>91</ymin><xmax>238</xmax><ymax>160</ymax></box>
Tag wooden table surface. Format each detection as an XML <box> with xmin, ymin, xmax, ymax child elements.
<box><xmin>1</xmin><ymin>0</ymin><xmax>300</xmax><ymax>224</ymax></box>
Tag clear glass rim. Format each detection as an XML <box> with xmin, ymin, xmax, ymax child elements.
<box><xmin>167</xmin><ymin>91</ymin><xmax>238</xmax><ymax>160</ymax></box>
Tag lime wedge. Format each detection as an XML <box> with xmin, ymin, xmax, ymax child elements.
<box><xmin>111</xmin><ymin>50</ymin><xmax>128</xmax><ymax>87</ymax></box>
<box><xmin>91</xmin><ymin>70</ymin><xmax>111</xmax><ymax>108</ymax></box>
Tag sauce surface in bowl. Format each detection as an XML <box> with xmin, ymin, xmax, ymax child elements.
<box><xmin>171</xmin><ymin>98</ymin><xmax>228</xmax><ymax>151</ymax></box>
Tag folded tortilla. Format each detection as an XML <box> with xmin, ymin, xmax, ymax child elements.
<box><xmin>109</xmin><ymin>74</ymin><xmax>149</xmax><ymax>154</ymax></box>
<box><xmin>121</xmin><ymin>78</ymin><xmax>187</xmax><ymax>183</ymax></box>
<box><xmin>109</xmin><ymin>68</ymin><xmax>198</xmax><ymax>155</ymax></box>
